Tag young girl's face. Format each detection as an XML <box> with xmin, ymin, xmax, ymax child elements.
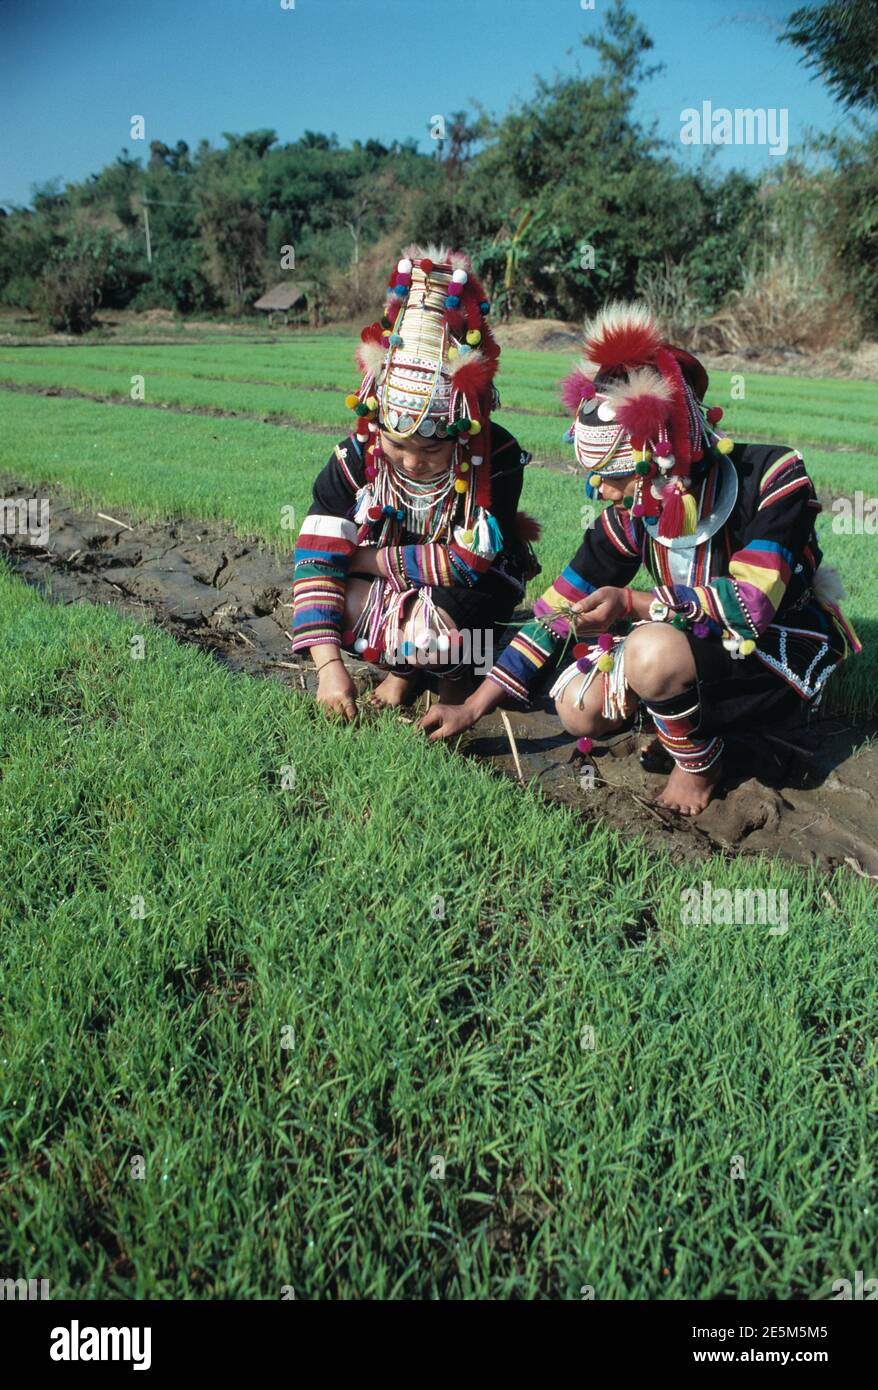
<box><xmin>380</xmin><ymin>429</ymin><xmax>455</xmax><ymax>481</ymax></box>
<box><xmin>597</xmin><ymin>475</ymin><xmax>639</xmax><ymax>504</ymax></box>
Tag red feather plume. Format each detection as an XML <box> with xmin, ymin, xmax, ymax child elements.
<box><xmin>561</xmin><ymin>368</ymin><xmax>596</xmax><ymax>415</ymax></box>
<box><xmin>583</xmin><ymin>303</ymin><xmax>662</xmax><ymax>375</ymax></box>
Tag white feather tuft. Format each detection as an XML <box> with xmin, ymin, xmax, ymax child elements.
<box><xmin>447</xmin><ymin>348</ymin><xmax>485</xmax><ymax>378</ymax></box>
<box><xmin>813</xmin><ymin>564</ymin><xmax>847</xmax><ymax>606</ymax></box>
<box><xmin>356</xmin><ymin>341</ymin><xmax>386</xmax><ymax>379</ymax></box>
<box><xmin>604</xmin><ymin>367</ymin><xmax>673</xmax><ymax>409</ymax></box>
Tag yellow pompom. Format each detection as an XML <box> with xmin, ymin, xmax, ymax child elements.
<box><xmin>454</xmin><ymin>479</ymin><xmax>468</xmax><ymax>494</ymax></box>
<box><xmin>466</xmin><ymin>329</ymin><xmax>481</xmax><ymax>346</ymax></box>
<box><xmin>739</xmin><ymin>639</ymin><xmax>756</xmax><ymax>656</ymax></box>
<box><xmin>461</xmin><ymin>529</ymin><xmax>474</xmax><ymax>545</ymax></box>
<box><xmin>596</xmin><ymin>654</ymin><xmax>614</xmax><ymax>673</ymax></box>
<box><xmin>630</xmin><ymin>449</ymin><xmax>645</xmax><ymax>463</ymax></box>
<box><xmin>447</xmin><ymin>346</ymin><xmax>459</xmax><ymax>360</ymax></box>
<box><xmin>459</xmin><ymin>461</ymin><xmax>469</xmax><ymax>473</ymax></box>
<box><xmin>469</xmin><ymin>420</ymin><xmax>481</xmax><ymax>434</ymax></box>
<box><xmin>589</xmin><ymin>474</ymin><xmax>602</xmax><ymax>488</ymax></box>
<box><xmin>345</xmin><ymin>393</ymin><xmax>359</xmax><ymax>410</ymax></box>
<box><xmin>716</xmin><ymin>436</ymin><xmax>734</xmax><ymax>454</ymax></box>
<box><xmin>365</xmin><ymin>395</ymin><xmax>379</xmax><ymax>412</ymax></box>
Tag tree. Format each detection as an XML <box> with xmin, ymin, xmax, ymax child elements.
<box><xmin>782</xmin><ymin>1</ymin><xmax>878</xmax><ymax>112</ymax></box>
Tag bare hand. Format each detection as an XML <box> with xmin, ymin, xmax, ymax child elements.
<box><xmin>418</xmin><ymin>701</ymin><xmax>477</xmax><ymax>742</ymax></box>
<box><xmin>316</xmin><ymin>663</ymin><xmax>358</xmax><ymax>722</ymax></box>
<box><xmin>570</xmin><ymin>586</ymin><xmax>629</xmax><ymax>635</ymax></box>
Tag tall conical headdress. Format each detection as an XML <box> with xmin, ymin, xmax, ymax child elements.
<box><xmin>345</xmin><ymin>246</ymin><xmax>500</xmax><ymax>526</ymax></box>
<box><xmin>561</xmin><ymin>302</ymin><xmax>733</xmax><ymax>539</ymax></box>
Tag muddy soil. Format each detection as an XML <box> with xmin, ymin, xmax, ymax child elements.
<box><xmin>2</xmin><ymin>473</ymin><xmax>876</xmax><ymax>874</ymax></box>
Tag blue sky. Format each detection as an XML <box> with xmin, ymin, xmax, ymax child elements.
<box><xmin>0</xmin><ymin>0</ymin><xmax>859</xmax><ymax>209</ymax></box>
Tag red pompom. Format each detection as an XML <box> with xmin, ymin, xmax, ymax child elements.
<box><xmin>342</xmin><ymin>629</ymin><xmax>355</xmax><ymax>646</ymax></box>
<box><xmin>573</xmin><ymin>643</ymin><xmax>589</xmax><ymax>659</ymax></box>
<box><xmin>363</xmin><ymin>646</ymin><xmax>380</xmax><ymax>663</ymax></box>
<box><xmin>367</xmin><ymin>505</ymin><xmax>382</xmax><ymax>520</ymax></box>
<box><xmin>707</xmin><ymin>406</ymin><xmax>723</xmax><ymax>425</ymax></box>
<box><xmin>419</xmin><ymin>257</ymin><xmax>434</xmax><ymax>273</ymax></box>
<box><xmin>613</xmin><ymin>390</ymin><xmax>674</xmax><ymax>446</ymax></box>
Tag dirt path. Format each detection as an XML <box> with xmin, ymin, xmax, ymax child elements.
<box><xmin>3</xmin><ymin>473</ymin><xmax>876</xmax><ymax>875</ymax></box>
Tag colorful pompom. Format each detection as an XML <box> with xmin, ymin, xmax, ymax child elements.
<box><xmin>419</xmin><ymin>258</ymin><xmax>434</xmax><ymax>273</ymax></box>
<box><xmin>716</xmin><ymin>436</ymin><xmax>734</xmax><ymax>454</ymax></box>
<box><xmin>739</xmin><ymin>638</ymin><xmax>756</xmax><ymax>656</ymax></box>
<box><xmin>596</xmin><ymin>654</ymin><xmax>614</xmax><ymax>673</ymax></box>
<box><xmin>479</xmin><ymin>300</ymin><xmax>490</xmax><ymax>314</ymax></box>
<box><xmin>597</xmin><ymin>633</ymin><xmax>613</xmax><ymax>652</ymax></box>
<box><xmin>466</xmin><ymin>330</ymin><xmax>481</xmax><ymax>346</ymax></box>
<box><xmin>454</xmin><ymin>479</ymin><xmax>468</xmax><ymax>493</ymax></box>
<box><xmin>445</xmin><ymin>295</ymin><xmax>461</xmax><ymax>309</ymax></box>
<box><xmin>345</xmin><ymin>393</ymin><xmax>359</xmax><ymax>409</ymax></box>
<box><xmin>577</xmin><ymin>736</ymin><xmax>594</xmax><ymax>754</ymax></box>
<box><xmin>397</xmin><ymin>258</ymin><xmax>413</xmax><ymax>274</ymax></box>
<box><xmin>706</xmin><ymin>406</ymin><xmax>723</xmax><ymax>425</ymax></box>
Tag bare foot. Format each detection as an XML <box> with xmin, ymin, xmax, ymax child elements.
<box><xmin>366</xmin><ymin>672</ymin><xmax>422</xmax><ymax>709</ymax></box>
<box><xmin>436</xmin><ymin>673</ymin><xmax>476</xmax><ymax>706</ymax></box>
<box><xmin>656</xmin><ymin>759</ymin><xmax>723</xmax><ymax>816</ymax></box>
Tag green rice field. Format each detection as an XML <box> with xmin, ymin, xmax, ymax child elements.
<box><xmin>1</xmin><ymin>335</ymin><xmax>876</xmax><ymax>1299</ymax></box>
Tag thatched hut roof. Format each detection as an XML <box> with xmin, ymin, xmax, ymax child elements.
<box><xmin>253</xmin><ymin>282</ymin><xmax>309</xmax><ymax>311</ymax></box>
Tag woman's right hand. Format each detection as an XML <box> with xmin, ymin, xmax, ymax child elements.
<box><xmin>316</xmin><ymin>661</ymin><xmax>358</xmax><ymax>722</ymax></box>
<box><xmin>419</xmin><ymin>700</ymin><xmax>478</xmax><ymax>742</ymax></box>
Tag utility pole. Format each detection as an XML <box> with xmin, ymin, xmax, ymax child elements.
<box><xmin>141</xmin><ymin>194</ymin><xmax>193</xmax><ymax>268</ymax></box>
<box><xmin>142</xmin><ymin>200</ymin><xmax>152</xmax><ymax>264</ymax></box>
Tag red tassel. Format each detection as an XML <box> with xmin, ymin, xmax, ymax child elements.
<box><xmin>657</xmin><ymin>487</ymin><xmax>684</xmax><ymax>539</ymax></box>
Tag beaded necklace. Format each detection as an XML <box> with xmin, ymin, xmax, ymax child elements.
<box><xmin>385</xmin><ymin>462</ymin><xmax>458</xmax><ymax>539</ymax></box>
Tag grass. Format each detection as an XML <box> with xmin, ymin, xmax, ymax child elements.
<box><xmin>1</xmin><ymin>563</ymin><xmax>876</xmax><ymax>1299</ymax></box>
<box><xmin>0</xmin><ymin>335</ymin><xmax>875</xmax><ymax>1298</ymax></box>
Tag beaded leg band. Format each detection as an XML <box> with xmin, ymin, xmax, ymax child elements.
<box><xmin>644</xmin><ymin>686</ymin><xmax>724</xmax><ymax>775</ymax></box>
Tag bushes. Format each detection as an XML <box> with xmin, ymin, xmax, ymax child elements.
<box><xmin>33</xmin><ymin>231</ymin><xmax>133</xmax><ymax>334</ymax></box>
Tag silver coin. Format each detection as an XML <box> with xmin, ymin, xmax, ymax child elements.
<box><xmin>418</xmin><ymin>418</ymin><xmax>437</xmax><ymax>437</ymax></box>
<box><xmin>597</xmin><ymin>400</ymin><xmax>617</xmax><ymax>422</ymax></box>
<box><xmin>579</xmin><ymin>396</ymin><xmax>598</xmax><ymax>417</ymax></box>
<box><xmin>399</xmin><ymin>414</ymin><xmax>415</xmax><ymax>433</ymax></box>
<box><xmin>389</xmin><ymin>409</ymin><xmax>399</xmax><ymax>428</ymax></box>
